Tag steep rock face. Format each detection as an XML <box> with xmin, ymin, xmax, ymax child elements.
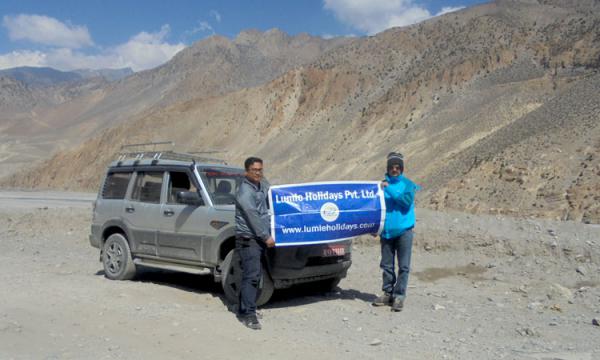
<box><xmin>3</xmin><ymin>0</ymin><xmax>600</xmax><ymax>222</ymax></box>
<box><xmin>427</xmin><ymin>72</ymin><xmax>600</xmax><ymax>222</ymax></box>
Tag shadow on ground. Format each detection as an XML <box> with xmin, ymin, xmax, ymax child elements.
<box><xmin>95</xmin><ymin>268</ymin><xmax>223</xmax><ymax>299</ymax></box>
<box><xmin>95</xmin><ymin>269</ymin><xmax>376</xmax><ymax>311</ymax></box>
<box><xmin>265</xmin><ymin>284</ymin><xmax>376</xmax><ymax>309</ymax></box>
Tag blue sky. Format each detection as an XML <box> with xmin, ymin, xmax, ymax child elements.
<box><xmin>0</xmin><ymin>0</ymin><xmax>487</xmax><ymax>72</ymax></box>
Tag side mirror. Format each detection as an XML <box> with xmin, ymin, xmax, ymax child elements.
<box><xmin>176</xmin><ymin>191</ymin><xmax>204</xmax><ymax>206</ymax></box>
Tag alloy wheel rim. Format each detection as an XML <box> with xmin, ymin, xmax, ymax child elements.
<box><xmin>105</xmin><ymin>241</ymin><xmax>124</xmax><ymax>274</ymax></box>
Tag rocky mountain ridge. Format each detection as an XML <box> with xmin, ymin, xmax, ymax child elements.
<box><xmin>0</xmin><ymin>30</ymin><xmax>347</xmax><ymax>176</ymax></box>
<box><xmin>2</xmin><ymin>0</ymin><xmax>600</xmax><ymax>223</ymax></box>
<box><xmin>0</xmin><ymin>66</ymin><xmax>133</xmax><ymax>87</ymax></box>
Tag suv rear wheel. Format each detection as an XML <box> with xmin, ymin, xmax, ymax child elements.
<box><xmin>102</xmin><ymin>233</ymin><xmax>137</xmax><ymax>280</ymax></box>
<box><xmin>221</xmin><ymin>249</ymin><xmax>274</xmax><ymax>306</ymax></box>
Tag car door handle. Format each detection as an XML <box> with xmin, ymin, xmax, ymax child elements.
<box><xmin>163</xmin><ymin>209</ymin><xmax>174</xmax><ymax>216</ymax></box>
<box><xmin>125</xmin><ymin>206</ymin><xmax>135</xmax><ymax>213</ymax></box>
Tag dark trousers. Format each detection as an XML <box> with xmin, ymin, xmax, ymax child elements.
<box><xmin>380</xmin><ymin>229</ymin><xmax>413</xmax><ymax>300</ymax></box>
<box><xmin>237</xmin><ymin>238</ymin><xmax>264</xmax><ymax>316</ymax></box>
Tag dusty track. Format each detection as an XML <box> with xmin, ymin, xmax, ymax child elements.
<box><xmin>0</xmin><ymin>191</ymin><xmax>599</xmax><ymax>359</ymax></box>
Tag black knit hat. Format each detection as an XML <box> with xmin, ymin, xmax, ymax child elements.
<box><xmin>387</xmin><ymin>152</ymin><xmax>404</xmax><ymax>173</ymax></box>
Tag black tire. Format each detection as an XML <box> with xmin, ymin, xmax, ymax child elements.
<box><xmin>221</xmin><ymin>249</ymin><xmax>274</xmax><ymax>307</ymax></box>
<box><xmin>256</xmin><ymin>267</ymin><xmax>274</xmax><ymax>307</ymax></box>
<box><xmin>317</xmin><ymin>277</ymin><xmax>342</xmax><ymax>293</ymax></box>
<box><xmin>102</xmin><ymin>233</ymin><xmax>137</xmax><ymax>280</ymax></box>
<box><xmin>221</xmin><ymin>249</ymin><xmax>241</xmax><ymax>304</ymax></box>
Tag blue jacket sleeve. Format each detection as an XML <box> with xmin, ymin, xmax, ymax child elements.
<box><xmin>384</xmin><ymin>181</ymin><xmax>416</xmax><ymax>212</ymax></box>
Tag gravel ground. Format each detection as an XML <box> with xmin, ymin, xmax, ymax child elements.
<box><xmin>0</xmin><ymin>191</ymin><xmax>599</xmax><ymax>360</ymax></box>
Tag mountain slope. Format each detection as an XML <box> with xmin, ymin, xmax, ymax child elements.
<box><xmin>0</xmin><ymin>66</ymin><xmax>82</xmax><ymax>87</ymax></box>
<box><xmin>0</xmin><ymin>30</ymin><xmax>349</xmax><ymax>177</ymax></box>
<box><xmin>3</xmin><ymin>0</ymin><xmax>600</xmax><ymax>222</ymax></box>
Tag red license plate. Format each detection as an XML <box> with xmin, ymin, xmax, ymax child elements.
<box><xmin>323</xmin><ymin>244</ymin><xmax>345</xmax><ymax>257</ymax></box>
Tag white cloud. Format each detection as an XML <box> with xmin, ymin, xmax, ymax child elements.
<box><xmin>324</xmin><ymin>0</ymin><xmax>464</xmax><ymax>35</ymax></box>
<box><xmin>322</xmin><ymin>33</ymin><xmax>357</xmax><ymax>39</ymax></box>
<box><xmin>0</xmin><ymin>24</ymin><xmax>185</xmax><ymax>71</ymax></box>
<box><xmin>112</xmin><ymin>25</ymin><xmax>185</xmax><ymax>71</ymax></box>
<box><xmin>386</xmin><ymin>6</ymin><xmax>431</xmax><ymax>29</ymax></box>
<box><xmin>198</xmin><ymin>21</ymin><xmax>214</xmax><ymax>33</ymax></box>
<box><xmin>181</xmin><ymin>11</ymin><xmax>222</xmax><ymax>41</ymax></box>
<box><xmin>2</xmin><ymin>14</ymin><xmax>93</xmax><ymax>48</ymax></box>
<box><xmin>436</xmin><ymin>6</ymin><xmax>465</xmax><ymax>16</ymax></box>
<box><xmin>0</xmin><ymin>50</ymin><xmax>46</xmax><ymax>69</ymax></box>
<box><xmin>184</xmin><ymin>20</ymin><xmax>216</xmax><ymax>39</ymax></box>
<box><xmin>209</xmin><ymin>10</ymin><xmax>222</xmax><ymax>23</ymax></box>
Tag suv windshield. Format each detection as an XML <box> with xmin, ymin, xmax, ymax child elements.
<box><xmin>198</xmin><ymin>167</ymin><xmax>245</xmax><ymax>205</ymax></box>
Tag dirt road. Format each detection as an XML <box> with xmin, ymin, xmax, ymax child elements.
<box><xmin>1</xmin><ymin>191</ymin><xmax>599</xmax><ymax>359</ymax></box>
<box><xmin>0</xmin><ymin>190</ymin><xmax>95</xmax><ymax>209</ymax></box>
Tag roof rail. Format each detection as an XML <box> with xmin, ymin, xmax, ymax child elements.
<box><xmin>116</xmin><ymin>141</ymin><xmax>226</xmax><ymax>165</ymax></box>
<box><xmin>120</xmin><ymin>141</ymin><xmax>174</xmax><ymax>153</ymax></box>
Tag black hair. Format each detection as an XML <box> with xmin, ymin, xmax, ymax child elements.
<box><xmin>244</xmin><ymin>156</ymin><xmax>263</xmax><ymax>170</ymax></box>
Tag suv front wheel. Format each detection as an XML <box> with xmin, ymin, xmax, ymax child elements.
<box><xmin>102</xmin><ymin>233</ymin><xmax>137</xmax><ymax>280</ymax></box>
<box><xmin>221</xmin><ymin>249</ymin><xmax>274</xmax><ymax>306</ymax></box>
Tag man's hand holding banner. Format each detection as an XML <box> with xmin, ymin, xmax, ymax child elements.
<box><xmin>269</xmin><ymin>181</ymin><xmax>386</xmax><ymax>246</ymax></box>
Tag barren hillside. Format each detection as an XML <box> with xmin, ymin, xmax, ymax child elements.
<box><xmin>0</xmin><ymin>31</ymin><xmax>348</xmax><ymax>176</ymax></box>
<box><xmin>3</xmin><ymin>0</ymin><xmax>600</xmax><ymax>222</ymax></box>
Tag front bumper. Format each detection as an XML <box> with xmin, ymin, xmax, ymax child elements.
<box><xmin>266</xmin><ymin>241</ymin><xmax>352</xmax><ymax>288</ymax></box>
<box><xmin>270</xmin><ymin>259</ymin><xmax>352</xmax><ymax>289</ymax></box>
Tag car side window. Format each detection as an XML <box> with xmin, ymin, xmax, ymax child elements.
<box><xmin>131</xmin><ymin>171</ymin><xmax>163</xmax><ymax>204</ymax></box>
<box><xmin>211</xmin><ymin>179</ymin><xmax>236</xmax><ymax>205</ymax></box>
<box><xmin>197</xmin><ymin>168</ymin><xmax>244</xmax><ymax>205</ymax></box>
<box><xmin>167</xmin><ymin>171</ymin><xmax>201</xmax><ymax>204</ymax></box>
<box><xmin>102</xmin><ymin>172</ymin><xmax>132</xmax><ymax>199</ymax></box>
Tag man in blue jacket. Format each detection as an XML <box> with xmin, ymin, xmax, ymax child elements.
<box><xmin>372</xmin><ymin>152</ymin><xmax>418</xmax><ymax>312</ymax></box>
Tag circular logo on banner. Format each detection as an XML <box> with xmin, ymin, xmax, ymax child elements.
<box><xmin>320</xmin><ymin>202</ymin><xmax>340</xmax><ymax>222</ymax></box>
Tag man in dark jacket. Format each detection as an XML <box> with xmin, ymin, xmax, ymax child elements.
<box><xmin>235</xmin><ymin>156</ymin><xmax>275</xmax><ymax>329</ymax></box>
<box><xmin>372</xmin><ymin>152</ymin><xmax>418</xmax><ymax>312</ymax></box>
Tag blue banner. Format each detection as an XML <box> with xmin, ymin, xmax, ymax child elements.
<box><xmin>269</xmin><ymin>181</ymin><xmax>386</xmax><ymax>246</ymax></box>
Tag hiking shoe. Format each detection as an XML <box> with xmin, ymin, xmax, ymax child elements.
<box><xmin>391</xmin><ymin>298</ymin><xmax>404</xmax><ymax>312</ymax></box>
<box><xmin>371</xmin><ymin>293</ymin><xmax>392</xmax><ymax>306</ymax></box>
<box><xmin>239</xmin><ymin>314</ymin><xmax>261</xmax><ymax>330</ymax></box>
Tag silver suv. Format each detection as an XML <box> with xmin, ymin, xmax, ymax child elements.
<box><xmin>89</xmin><ymin>150</ymin><xmax>352</xmax><ymax>305</ymax></box>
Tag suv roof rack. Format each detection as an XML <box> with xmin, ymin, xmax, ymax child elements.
<box><xmin>115</xmin><ymin>141</ymin><xmax>226</xmax><ymax>165</ymax></box>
